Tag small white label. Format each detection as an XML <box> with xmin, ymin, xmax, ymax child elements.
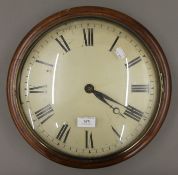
<box><xmin>115</xmin><ymin>47</ymin><xmax>126</xmax><ymax>59</ymax></box>
<box><xmin>77</xmin><ymin>117</ymin><xmax>96</xmax><ymax>128</ymax></box>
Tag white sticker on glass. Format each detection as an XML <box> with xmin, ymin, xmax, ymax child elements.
<box><xmin>77</xmin><ymin>117</ymin><xmax>96</xmax><ymax>128</ymax></box>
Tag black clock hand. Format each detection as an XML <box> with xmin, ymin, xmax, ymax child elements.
<box><xmin>93</xmin><ymin>91</ymin><xmax>125</xmax><ymax>117</ymax></box>
<box><xmin>93</xmin><ymin>90</ymin><xmax>113</xmax><ymax>108</ymax></box>
<box><xmin>95</xmin><ymin>90</ymin><xmax>125</xmax><ymax>108</ymax></box>
<box><xmin>84</xmin><ymin>84</ymin><xmax>125</xmax><ymax>118</ymax></box>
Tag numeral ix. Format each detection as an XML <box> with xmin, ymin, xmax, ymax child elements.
<box><xmin>29</xmin><ymin>85</ymin><xmax>47</xmax><ymax>93</ymax></box>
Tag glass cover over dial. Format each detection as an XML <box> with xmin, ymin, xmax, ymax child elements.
<box><xmin>19</xmin><ymin>18</ymin><xmax>160</xmax><ymax>158</ymax></box>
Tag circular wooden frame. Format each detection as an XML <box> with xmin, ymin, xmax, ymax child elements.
<box><xmin>7</xmin><ymin>6</ymin><xmax>171</xmax><ymax>168</ymax></box>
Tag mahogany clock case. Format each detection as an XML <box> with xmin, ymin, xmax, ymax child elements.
<box><xmin>7</xmin><ymin>6</ymin><xmax>171</xmax><ymax>168</ymax></box>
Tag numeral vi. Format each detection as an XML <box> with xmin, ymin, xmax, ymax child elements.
<box><xmin>85</xmin><ymin>130</ymin><xmax>94</xmax><ymax>149</ymax></box>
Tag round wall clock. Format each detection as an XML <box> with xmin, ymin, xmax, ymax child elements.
<box><xmin>7</xmin><ymin>6</ymin><xmax>171</xmax><ymax>168</ymax></box>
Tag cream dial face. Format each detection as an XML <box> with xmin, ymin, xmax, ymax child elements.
<box><xmin>19</xmin><ymin>18</ymin><xmax>160</xmax><ymax>158</ymax></box>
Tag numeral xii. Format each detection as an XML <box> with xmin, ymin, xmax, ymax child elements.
<box><xmin>83</xmin><ymin>28</ymin><xmax>94</xmax><ymax>46</ymax></box>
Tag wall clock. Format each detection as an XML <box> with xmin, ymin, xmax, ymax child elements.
<box><xmin>7</xmin><ymin>6</ymin><xmax>171</xmax><ymax>168</ymax></box>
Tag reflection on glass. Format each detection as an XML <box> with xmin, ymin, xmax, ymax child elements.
<box><xmin>120</xmin><ymin>125</ymin><xmax>125</xmax><ymax>142</ymax></box>
<box><xmin>55</xmin><ymin>122</ymin><xmax>59</xmax><ymax>128</ymax></box>
<box><xmin>26</xmin><ymin>66</ymin><xmax>32</xmax><ymax>97</ymax></box>
<box><xmin>125</xmin><ymin>58</ymin><xmax>129</xmax><ymax>107</ymax></box>
<box><xmin>28</xmin><ymin>108</ymin><xmax>34</xmax><ymax>129</ymax></box>
<box><xmin>52</xmin><ymin>53</ymin><xmax>59</xmax><ymax>105</ymax></box>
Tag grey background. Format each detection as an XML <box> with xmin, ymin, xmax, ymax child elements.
<box><xmin>0</xmin><ymin>0</ymin><xmax>177</xmax><ymax>174</ymax></box>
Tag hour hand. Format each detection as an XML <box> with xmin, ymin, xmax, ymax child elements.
<box><xmin>84</xmin><ymin>84</ymin><xmax>125</xmax><ymax>118</ymax></box>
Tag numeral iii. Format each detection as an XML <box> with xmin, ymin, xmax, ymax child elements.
<box><xmin>131</xmin><ymin>84</ymin><xmax>149</xmax><ymax>93</ymax></box>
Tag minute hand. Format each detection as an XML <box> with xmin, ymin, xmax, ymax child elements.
<box><xmin>95</xmin><ymin>90</ymin><xmax>144</xmax><ymax>121</ymax></box>
<box><xmin>85</xmin><ymin>84</ymin><xmax>144</xmax><ymax>121</ymax></box>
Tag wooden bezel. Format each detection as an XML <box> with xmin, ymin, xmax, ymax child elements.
<box><xmin>7</xmin><ymin>6</ymin><xmax>171</xmax><ymax>168</ymax></box>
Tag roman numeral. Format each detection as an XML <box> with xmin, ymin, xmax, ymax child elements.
<box><xmin>55</xmin><ymin>35</ymin><xmax>70</xmax><ymax>52</ymax></box>
<box><xmin>85</xmin><ymin>130</ymin><xmax>94</xmax><ymax>148</ymax></box>
<box><xmin>111</xmin><ymin>126</ymin><xmax>120</xmax><ymax>139</ymax></box>
<box><xmin>56</xmin><ymin>124</ymin><xmax>71</xmax><ymax>143</ymax></box>
<box><xmin>126</xmin><ymin>56</ymin><xmax>142</xmax><ymax>68</ymax></box>
<box><xmin>131</xmin><ymin>84</ymin><xmax>149</xmax><ymax>93</ymax></box>
<box><xmin>29</xmin><ymin>85</ymin><xmax>47</xmax><ymax>93</ymax></box>
<box><xmin>35</xmin><ymin>104</ymin><xmax>54</xmax><ymax>124</ymax></box>
<box><xmin>36</xmin><ymin>60</ymin><xmax>53</xmax><ymax>67</ymax></box>
<box><xmin>124</xmin><ymin>105</ymin><xmax>143</xmax><ymax>121</ymax></box>
<box><xmin>83</xmin><ymin>28</ymin><xmax>93</xmax><ymax>46</ymax></box>
<box><xmin>109</xmin><ymin>36</ymin><xmax>119</xmax><ymax>51</ymax></box>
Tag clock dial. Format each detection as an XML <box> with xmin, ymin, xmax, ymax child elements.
<box><xmin>7</xmin><ymin>6</ymin><xmax>171</xmax><ymax>168</ymax></box>
<box><xmin>19</xmin><ymin>18</ymin><xmax>160</xmax><ymax>158</ymax></box>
